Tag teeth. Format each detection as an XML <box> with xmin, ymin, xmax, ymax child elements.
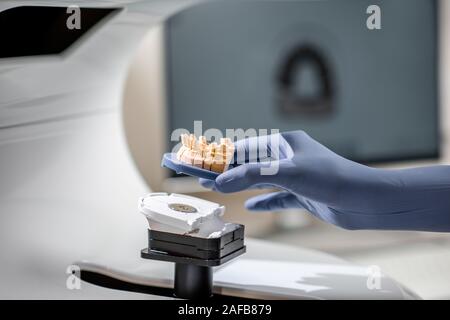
<box><xmin>176</xmin><ymin>134</ymin><xmax>190</xmax><ymax>163</ymax></box>
<box><xmin>177</xmin><ymin>134</ymin><xmax>234</xmax><ymax>173</ymax></box>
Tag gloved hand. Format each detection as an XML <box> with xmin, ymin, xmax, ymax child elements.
<box><xmin>200</xmin><ymin>130</ymin><xmax>450</xmax><ymax>232</ymax></box>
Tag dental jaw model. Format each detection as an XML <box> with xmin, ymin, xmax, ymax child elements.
<box><xmin>161</xmin><ymin>133</ymin><xmax>235</xmax><ymax>180</ymax></box>
<box><xmin>139</xmin><ymin>193</ymin><xmax>246</xmax><ymax>299</ymax></box>
<box><xmin>177</xmin><ymin>134</ymin><xmax>234</xmax><ymax>173</ymax></box>
<box><xmin>151</xmin><ymin>135</ymin><xmax>244</xmax><ymax>298</ymax></box>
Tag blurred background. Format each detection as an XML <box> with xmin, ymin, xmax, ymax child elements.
<box><xmin>1</xmin><ymin>0</ymin><xmax>449</xmax><ymax>299</ymax></box>
<box><xmin>124</xmin><ymin>0</ymin><xmax>450</xmax><ymax>299</ymax></box>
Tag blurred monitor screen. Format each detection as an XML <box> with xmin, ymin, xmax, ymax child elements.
<box><xmin>164</xmin><ymin>0</ymin><xmax>438</xmax><ymax>166</ymax></box>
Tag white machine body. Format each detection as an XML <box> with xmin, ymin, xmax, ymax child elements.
<box><xmin>0</xmin><ymin>0</ymin><xmax>426</xmax><ymax>299</ymax></box>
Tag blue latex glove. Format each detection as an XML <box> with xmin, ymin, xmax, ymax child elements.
<box><xmin>200</xmin><ymin>131</ymin><xmax>450</xmax><ymax>232</ymax></box>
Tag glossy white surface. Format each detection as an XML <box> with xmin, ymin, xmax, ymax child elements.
<box><xmin>0</xmin><ymin>0</ymin><xmax>202</xmax><ymax>299</ymax></box>
<box><xmin>0</xmin><ymin>0</ymin><xmax>422</xmax><ymax>299</ymax></box>
<box><xmin>77</xmin><ymin>238</ymin><xmax>417</xmax><ymax>299</ymax></box>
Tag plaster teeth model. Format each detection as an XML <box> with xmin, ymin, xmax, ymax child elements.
<box><xmin>139</xmin><ymin>193</ymin><xmax>236</xmax><ymax>238</ymax></box>
<box><xmin>176</xmin><ymin>133</ymin><xmax>234</xmax><ymax>173</ymax></box>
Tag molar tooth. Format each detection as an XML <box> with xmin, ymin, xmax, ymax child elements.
<box><xmin>176</xmin><ymin>145</ymin><xmax>187</xmax><ymax>161</ymax></box>
<box><xmin>210</xmin><ymin>142</ymin><xmax>226</xmax><ymax>172</ymax></box>
<box><xmin>220</xmin><ymin>137</ymin><xmax>232</xmax><ymax>146</ymax></box>
<box><xmin>183</xmin><ymin>149</ymin><xmax>195</xmax><ymax>165</ymax></box>
<box><xmin>203</xmin><ymin>142</ymin><xmax>216</xmax><ymax>170</ymax></box>
<box><xmin>203</xmin><ymin>157</ymin><xmax>213</xmax><ymax>170</ymax></box>
<box><xmin>197</xmin><ymin>136</ymin><xmax>208</xmax><ymax>158</ymax></box>
<box><xmin>177</xmin><ymin>134</ymin><xmax>191</xmax><ymax>161</ymax></box>
<box><xmin>181</xmin><ymin>133</ymin><xmax>189</xmax><ymax>146</ymax></box>
<box><xmin>189</xmin><ymin>134</ymin><xmax>196</xmax><ymax>149</ymax></box>
<box><xmin>193</xmin><ymin>152</ymin><xmax>203</xmax><ymax>168</ymax></box>
<box><xmin>211</xmin><ymin>158</ymin><xmax>226</xmax><ymax>172</ymax></box>
<box><xmin>180</xmin><ymin>149</ymin><xmax>188</xmax><ymax>163</ymax></box>
<box><xmin>210</xmin><ymin>164</ymin><xmax>224</xmax><ymax>173</ymax></box>
<box><xmin>219</xmin><ymin>142</ymin><xmax>227</xmax><ymax>155</ymax></box>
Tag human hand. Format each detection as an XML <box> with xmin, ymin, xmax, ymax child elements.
<box><xmin>200</xmin><ymin>131</ymin><xmax>450</xmax><ymax>231</ymax></box>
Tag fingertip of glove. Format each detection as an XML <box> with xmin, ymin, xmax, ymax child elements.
<box><xmin>214</xmin><ymin>171</ymin><xmax>235</xmax><ymax>193</ymax></box>
<box><xmin>244</xmin><ymin>198</ymin><xmax>267</xmax><ymax>211</ymax></box>
<box><xmin>199</xmin><ymin>178</ymin><xmax>214</xmax><ymax>189</ymax></box>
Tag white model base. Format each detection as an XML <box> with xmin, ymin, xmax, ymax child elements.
<box><xmin>139</xmin><ymin>192</ymin><xmax>236</xmax><ymax>238</ymax></box>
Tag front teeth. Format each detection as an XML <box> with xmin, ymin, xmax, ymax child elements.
<box><xmin>176</xmin><ymin>133</ymin><xmax>234</xmax><ymax>173</ymax></box>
